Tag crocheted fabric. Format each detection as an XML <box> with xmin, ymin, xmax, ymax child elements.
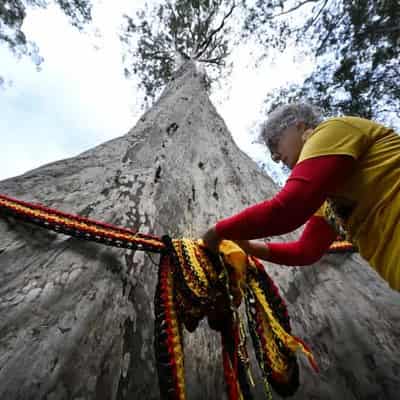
<box><xmin>157</xmin><ymin>237</ymin><xmax>319</xmax><ymax>400</ymax></box>
<box><xmin>0</xmin><ymin>194</ymin><xmax>326</xmax><ymax>400</ymax></box>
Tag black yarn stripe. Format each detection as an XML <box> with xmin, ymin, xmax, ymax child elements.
<box><xmin>154</xmin><ymin>254</ymin><xmax>183</xmax><ymax>400</ymax></box>
<box><xmin>0</xmin><ymin>205</ymin><xmax>162</xmax><ymax>253</ymax></box>
<box><xmin>222</xmin><ymin>320</ymin><xmax>254</xmax><ymax>400</ymax></box>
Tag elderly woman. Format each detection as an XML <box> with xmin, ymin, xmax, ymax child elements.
<box><xmin>202</xmin><ymin>103</ymin><xmax>400</xmax><ymax>291</ymax></box>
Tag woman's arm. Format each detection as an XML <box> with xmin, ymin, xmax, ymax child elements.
<box><xmin>233</xmin><ymin>215</ymin><xmax>336</xmax><ymax>265</ymax></box>
<box><xmin>266</xmin><ymin>215</ymin><xmax>336</xmax><ymax>265</ymax></box>
<box><xmin>214</xmin><ymin>155</ymin><xmax>355</xmax><ymax>240</ymax></box>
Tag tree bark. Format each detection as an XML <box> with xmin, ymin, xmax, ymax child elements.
<box><xmin>0</xmin><ymin>61</ymin><xmax>399</xmax><ymax>400</ymax></box>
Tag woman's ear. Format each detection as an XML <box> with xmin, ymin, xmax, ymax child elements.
<box><xmin>302</xmin><ymin>128</ymin><xmax>314</xmax><ymax>143</ymax></box>
<box><xmin>296</xmin><ymin>122</ymin><xmax>307</xmax><ymax>140</ymax></box>
<box><xmin>296</xmin><ymin>121</ymin><xmax>306</xmax><ymax>130</ymax></box>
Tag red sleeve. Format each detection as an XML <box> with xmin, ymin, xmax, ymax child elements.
<box><xmin>215</xmin><ymin>155</ymin><xmax>355</xmax><ymax>240</ymax></box>
<box><xmin>267</xmin><ymin>215</ymin><xmax>336</xmax><ymax>265</ymax></box>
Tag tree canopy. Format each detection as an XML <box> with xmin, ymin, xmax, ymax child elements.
<box><xmin>120</xmin><ymin>0</ymin><xmax>238</xmax><ymax>102</ymax></box>
<box><xmin>244</xmin><ymin>0</ymin><xmax>400</xmax><ymax>123</ymax></box>
<box><xmin>0</xmin><ymin>0</ymin><xmax>91</xmax><ymax>68</ymax></box>
<box><xmin>1</xmin><ymin>0</ymin><xmax>399</xmax><ymax>124</ymax></box>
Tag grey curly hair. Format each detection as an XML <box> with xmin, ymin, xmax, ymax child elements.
<box><xmin>261</xmin><ymin>103</ymin><xmax>323</xmax><ymax>151</ymax></box>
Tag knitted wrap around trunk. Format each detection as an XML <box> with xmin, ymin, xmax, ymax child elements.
<box><xmin>0</xmin><ymin>61</ymin><xmax>399</xmax><ymax>399</ymax></box>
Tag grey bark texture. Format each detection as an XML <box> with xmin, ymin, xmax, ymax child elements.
<box><xmin>0</xmin><ymin>61</ymin><xmax>399</xmax><ymax>400</ymax></box>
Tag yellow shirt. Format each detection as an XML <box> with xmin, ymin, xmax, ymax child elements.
<box><xmin>298</xmin><ymin>116</ymin><xmax>400</xmax><ymax>291</ymax></box>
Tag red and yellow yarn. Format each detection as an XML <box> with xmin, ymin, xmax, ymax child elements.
<box><xmin>155</xmin><ymin>254</ymin><xmax>185</xmax><ymax>400</ymax></box>
<box><xmin>0</xmin><ymin>193</ymin><xmax>355</xmax><ymax>400</ymax></box>
<box><xmin>0</xmin><ymin>194</ymin><xmax>164</xmax><ymax>252</ymax></box>
<box><xmin>328</xmin><ymin>237</ymin><xmax>356</xmax><ymax>253</ymax></box>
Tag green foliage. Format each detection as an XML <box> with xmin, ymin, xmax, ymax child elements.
<box><xmin>246</xmin><ymin>0</ymin><xmax>400</xmax><ymax>123</ymax></box>
<box><xmin>55</xmin><ymin>0</ymin><xmax>91</xmax><ymax>30</ymax></box>
<box><xmin>0</xmin><ymin>0</ymin><xmax>92</xmax><ymax>66</ymax></box>
<box><xmin>2</xmin><ymin>0</ymin><xmax>398</xmax><ymax>125</ymax></box>
<box><xmin>120</xmin><ymin>0</ymin><xmax>237</xmax><ymax>103</ymax></box>
<box><xmin>241</xmin><ymin>0</ymin><xmax>289</xmax><ymax>52</ymax></box>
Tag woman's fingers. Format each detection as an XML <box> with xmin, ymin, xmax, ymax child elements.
<box><xmin>201</xmin><ymin>226</ymin><xmax>221</xmax><ymax>254</ymax></box>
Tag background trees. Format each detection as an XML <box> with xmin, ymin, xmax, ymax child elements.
<box><xmin>120</xmin><ymin>0</ymin><xmax>237</xmax><ymax>102</ymax></box>
<box><xmin>0</xmin><ymin>0</ymin><xmax>91</xmax><ymax>67</ymax></box>
<box><xmin>244</xmin><ymin>0</ymin><xmax>400</xmax><ymax>123</ymax></box>
<box><xmin>1</xmin><ymin>0</ymin><xmax>399</xmax><ymax>125</ymax></box>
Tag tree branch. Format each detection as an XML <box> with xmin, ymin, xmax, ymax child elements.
<box><xmin>272</xmin><ymin>0</ymin><xmax>320</xmax><ymax>18</ymax></box>
<box><xmin>365</xmin><ymin>25</ymin><xmax>400</xmax><ymax>35</ymax></box>
<box><xmin>194</xmin><ymin>7</ymin><xmax>217</xmax><ymax>54</ymax></box>
<box><xmin>391</xmin><ymin>65</ymin><xmax>400</xmax><ymax>79</ymax></box>
<box><xmin>202</xmin><ymin>38</ymin><xmax>221</xmax><ymax>59</ymax></box>
<box><xmin>316</xmin><ymin>14</ymin><xmax>344</xmax><ymax>55</ymax></box>
<box><xmin>188</xmin><ymin>19</ymin><xmax>196</xmax><ymax>48</ymax></box>
<box><xmin>197</xmin><ymin>57</ymin><xmax>225</xmax><ymax>66</ymax></box>
<box><xmin>195</xmin><ymin>2</ymin><xmax>236</xmax><ymax>60</ymax></box>
<box><xmin>167</xmin><ymin>5</ymin><xmax>180</xmax><ymax>51</ymax></box>
<box><xmin>194</xmin><ymin>1</ymin><xmax>202</xmax><ymax>51</ymax></box>
<box><xmin>302</xmin><ymin>0</ymin><xmax>329</xmax><ymax>34</ymax></box>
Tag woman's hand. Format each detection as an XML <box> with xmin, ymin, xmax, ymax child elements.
<box><xmin>232</xmin><ymin>240</ymin><xmax>252</xmax><ymax>253</ymax></box>
<box><xmin>234</xmin><ymin>240</ymin><xmax>271</xmax><ymax>261</ymax></box>
<box><xmin>201</xmin><ymin>226</ymin><xmax>221</xmax><ymax>254</ymax></box>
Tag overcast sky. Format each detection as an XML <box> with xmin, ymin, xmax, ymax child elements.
<box><xmin>0</xmin><ymin>0</ymin><xmax>314</xmax><ymax>185</ymax></box>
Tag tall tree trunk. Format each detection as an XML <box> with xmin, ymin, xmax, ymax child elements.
<box><xmin>0</xmin><ymin>61</ymin><xmax>399</xmax><ymax>400</ymax></box>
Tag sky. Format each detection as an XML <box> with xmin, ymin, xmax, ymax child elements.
<box><xmin>0</xmin><ymin>0</ymin><xmax>314</xmax><ymax>185</ymax></box>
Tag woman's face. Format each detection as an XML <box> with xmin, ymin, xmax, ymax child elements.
<box><xmin>269</xmin><ymin>122</ymin><xmax>306</xmax><ymax>169</ymax></box>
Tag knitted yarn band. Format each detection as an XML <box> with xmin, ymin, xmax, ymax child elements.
<box><xmin>0</xmin><ymin>194</ymin><xmax>334</xmax><ymax>399</ymax></box>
